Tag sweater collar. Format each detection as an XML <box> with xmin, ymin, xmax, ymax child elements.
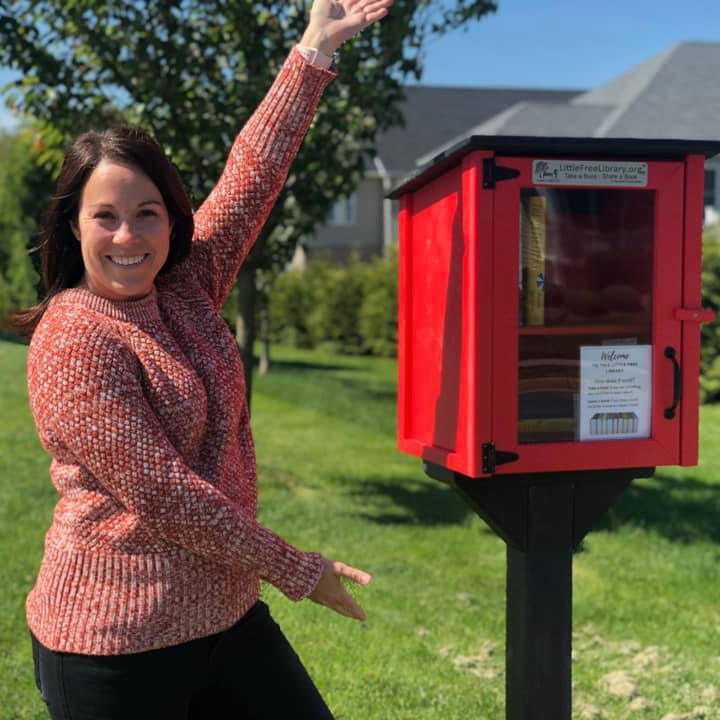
<box><xmin>50</xmin><ymin>284</ymin><xmax>161</xmax><ymax>324</ymax></box>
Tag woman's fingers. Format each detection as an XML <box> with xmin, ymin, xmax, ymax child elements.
<box><xmin>349</xmin><ymin>0</ymin><xmax>391</xmax><ymax>24</ymax></box>
<box><xmin>308</xmin><ymin>557</ymin><xmax>371</xmax><ymax>621</ymax></box>
<box><xmin>317</xmin><ymin>582</ymin><xmax>365</xmax><ymax>621</ymax></box>
<box><xmin>335</xmin><ymin>0</ymin><xmax>391</xmax><ymax>32</ymax></box>
<box><xmin>360</xmin><ymin>8</ymin><xmax>389</xmax><ymax>26</ymax></box>
<box><xmin>332</xmin><ymin>582</ymin><xmax>366</xmax><ymax>620</ymax></box>
<box><xmin>339</xmin><ymin>591</ymin><xmax>366</xmax><ymax>621</ymax></box>
<box><xmin>333</xmin><ymin>563</ymin><xmax>369</xmax><ymax>621</ymax></box>
<box><xmin>333</xmin><ymin>561</ymin><xmax>372</xmax><ymax>586</ymax></box>
<box><xmin>345</xmin><ymin>0</ymin><xmax>391</xmax><ymax>12</ymax></box>
<box><xmin>304</xmin><ymin>0</ymin><xmax>392</xmax><ymax>50</ymax></box>
<box><xmin>357</xmin><ymin>0</ymin><xmax>392</xmax><ymax>16</ymax></box>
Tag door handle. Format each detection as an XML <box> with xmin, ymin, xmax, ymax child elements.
<box><xmin>664</xmin><ymin>347</ymin><xmax>681</xmax><ymax>419</ymax></box>
<box><xmin>674</xmin><ymin>307</ymin><xmax>716</xmax><ymax>323</ymax></box>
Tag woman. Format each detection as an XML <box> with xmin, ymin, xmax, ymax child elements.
<box><xmin>11</xmin><ymin>0</ymin><xmax>391</xmax><ymax>717</ymax></box>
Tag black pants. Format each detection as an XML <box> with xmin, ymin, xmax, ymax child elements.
<box><xmin>30</xmin><ymin>601</ymin><xmax>334</xmax><ymax>719</ymax></box>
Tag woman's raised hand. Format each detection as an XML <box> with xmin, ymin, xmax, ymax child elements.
<box><xmin>308</xmin><ymin>557</ymin><xmax>372</xmax><ymax>621</ymax></box>
<box><xmin>300</xmin><ymin>0</ymin><xmax>393</xmax><ymax>57</ymax></box>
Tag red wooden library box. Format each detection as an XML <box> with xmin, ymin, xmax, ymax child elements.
<box><xmin>390</xmin><ymin>136</ymin><xmax>720</xmax><ymax>479</ymax></box>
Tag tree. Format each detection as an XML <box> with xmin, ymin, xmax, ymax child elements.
<box><xmin>0</xmin><ymin>130</ymin><xmax>54</xmax><ymax>333</ymax></box>
<box><xmin>0</xmin><ymin>0</ymin><xmax>497</xmax><ymax>400</ymax></box>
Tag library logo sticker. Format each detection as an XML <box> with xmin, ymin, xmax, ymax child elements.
<box><xmin>533</xmin><ymin>160</ymin><xmax>648</xmax><ymax>187</ymax></box>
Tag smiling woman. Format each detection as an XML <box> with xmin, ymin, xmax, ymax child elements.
<box><xmin>70</xmin><ymin>161</ymin><xmax>174</xmax><ymax>301</ymax></box>
<box><xmin>3</xmin><ymin>0</ymin><xmax>393</xmax><ymax>717</ymax></box>
<box><xmin>7</xmin><ymin>125</ymin><xmax>194</xmax><ymax>331</ymax></box>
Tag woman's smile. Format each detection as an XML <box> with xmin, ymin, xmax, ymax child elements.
<box><xmin>107</xmin><ymin>253</ymin><xmax>151</xmax><ymax>267</ymax></box>
<box><xmin>71</xmin><ymin>160</ymin><xmax>173</xmax><ymax>301</ymax></box>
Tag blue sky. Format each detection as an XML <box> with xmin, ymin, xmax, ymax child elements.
<box><xmin>413</xmin><ymin>0</ymin><xmax>720</xmax><ymax>88</ymax></box>
<box><xmin>1</xmin><ymin>0</ymin><xmax>719</xmax><ymax>130</ymax></box>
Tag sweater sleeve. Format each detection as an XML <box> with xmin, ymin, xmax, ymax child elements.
<box><xmin>27</xmin><ymin>322</ymin><xmax>324</xmax><ymax>602</ymax></box>
<box><xmin>180</xmin><ymin>48</ymin><xmax>336</xmax><ymax>311</ymax></box>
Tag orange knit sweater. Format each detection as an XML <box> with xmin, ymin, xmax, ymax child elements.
<box><xmin>25</xmin><ymin>49</ymin><xmax>335</xmax><ymax>655</ymax></box>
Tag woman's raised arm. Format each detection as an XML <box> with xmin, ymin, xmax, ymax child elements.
<box><xmin>179</xmin><ymin>0</ymin><xmax>392</xmax><ymax>311</ymax></box>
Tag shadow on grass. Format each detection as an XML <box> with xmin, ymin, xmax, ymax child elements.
<box><xmin>258</xmin><ymin>359</ymin><xmax>396</xmax><ymax>435</ymax></box>
<box><xmin>332</xmin><ymin>376</ymin><xmax>396</xmax><ymax>403</ymax></box>
<box><xmin>260</xmin><ymin>358</ymin><xmax>358</xmax><ymax>373</ymax></box>
<box><xmin>267</xmin><ymin>359</ymin><xmax>396</xmax><ymax>399</ymax></box>
<box><xmin>343</xmin><ymin>470</ymin><xmax>720</xmax><ymax>541</ymax></box>
<box><xmin>0</xmin><ymin>329</ymin><xmax>25</xmax><ymax>344</ymax></box>
<box><xmin>592</xmin><ymin>471</ymin><xmax>720</xmax><ymax>544</ymax></box>
<box><xmin>345</xmin><ymin>474</ymin><xmax>474</xmax><ymax>526</ymax></box>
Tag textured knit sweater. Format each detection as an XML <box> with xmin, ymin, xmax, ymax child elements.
<box><xmin>25</xmin><ymin>48</ymin><xmax>335</xmax><ymax>656</ymax></box>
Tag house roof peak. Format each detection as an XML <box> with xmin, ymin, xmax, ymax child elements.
<box><xmin>574</xmin><ymin>45</ymin><xmax>677</xmax><ymax>110</ymax></box>
<box><xmin>430</xmin><ymin>41</ymin><xmax>720</xmax><ymax>144</ymax></box>
<box><xmin>591</xmin><ymin>41</ymin><xmax>720</xmax><ymax>138</ymax></box>
<box><xmin>403</xmin><ymin>83</ymin><xmax>584</xmax><ymax>94</ymax></box>
<box><xmin>375</xmin><ymin>86</ymin><xmax>582</xmax><ymax>174</ymax></box>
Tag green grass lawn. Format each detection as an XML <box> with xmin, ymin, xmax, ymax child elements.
<box><xmin>2</xmin><ymin>337</ymin><xmax>720</xmax><ymax>719</ymax></box>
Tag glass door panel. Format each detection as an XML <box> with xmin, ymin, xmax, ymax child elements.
<box><xmin>517</xmin><ymin>188</ymin><xmax>654</xmax><ymax>444</ymax></box>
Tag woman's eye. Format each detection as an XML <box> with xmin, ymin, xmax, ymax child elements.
<box><xmin>138</xmin><ymin>209</ymin><xmax>158</xmax><ymax>218</ymax></box>
<box><xmin>94</xmin><ymin>212</ymin><xmax>114</xmax><ymax>220</ymax></box>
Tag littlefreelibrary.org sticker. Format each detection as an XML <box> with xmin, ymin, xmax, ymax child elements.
<box><xmin>533</xmin><ymin>159</ymin><xmax>648</xmax><ymax>187</ymax></box>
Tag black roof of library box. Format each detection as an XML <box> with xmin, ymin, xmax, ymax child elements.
<box><xmin>387</xmin><ymin>135</ymin><xmax>720</xmax><ymax>199</ymax></box>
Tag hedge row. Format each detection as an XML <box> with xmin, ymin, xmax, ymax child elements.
<box><xmin>701</xmin><ymin>230</ymin><xmax>720</xmax><ymax>402</ymax></box>
<box><xmin>269</xmin><ymin>235</ymin><xmax>720</xmax><ymax>396</ymax></box>
<box><xmin>270</xmin><ymin>251</ymin><xmax>397</xmax><ymax>356</ymax></box>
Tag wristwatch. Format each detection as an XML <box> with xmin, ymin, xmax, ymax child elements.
<box><xmin>296</xmin><ymin>45</ymin><xmax>336</xmax><ymax>71</ymax></box>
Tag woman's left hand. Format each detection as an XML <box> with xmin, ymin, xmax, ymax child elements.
<box><xmin>300</xmin><ymin>0</ymin><xmax>393</xmax><ymax>57</ymax></box>
<box><xmin>308</xmin><ymin>556</ymin><xmax>372</xmax><ymax>621</ymax></box>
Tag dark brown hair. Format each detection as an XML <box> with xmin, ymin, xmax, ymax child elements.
<box><xmin>5</xmin><ymin>125</ymin><xmax>194</xmax><ymax>340</ymax></box>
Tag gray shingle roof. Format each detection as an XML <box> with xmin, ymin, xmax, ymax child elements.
<box><xmin>598</xmin><ymin>42</ymin><xmax>720</xmax><ymax>138</ymax></box>
<box><xmin>419</xmin><ymin>42</ymin><xmax>720</xmax><ymax>161</ymax></box>
<box><xmin>418</xmin><ymin>103</ymin><xmax>613</xmax><ymax>164</ymax></box>
<box><xmin>374</xmin><ymin>86</ymin><xmax>582</xmax><ymax>174</ymax></box>
<box><xmin>573</xmin><ymin>46</ymin><xmax>675</xmax><ymax>110</ymax></box>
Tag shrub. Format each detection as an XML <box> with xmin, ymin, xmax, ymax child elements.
<box><xmin>269</xmin><ymin>267</ymin><xmax>316</xmax><ymax>348</ymax></box>
<box><xmin>701</xmin><ymin>230</ymin><xmax>720</xmax><ymax>402</ymax></box>
<box><xmin>0</xmin><ymin>132</ymin><xmax>54</xmax><ymax>324</ymax></box>
<box><xmin>358</xmin><ymin>250</ymin><xmax>397</xmax><ymax>357</ymax></box>
<box><xmin>306</xmin><ymin>256</ymin><xmax>366</xmax><ymax>354</ymax></box>
<box><xmin>270</xmin><ymin>251</ymin><xmax>398</xmax><ymax>356</ymax></box>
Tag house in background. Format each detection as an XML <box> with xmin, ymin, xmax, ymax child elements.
<box><xmin>305</xmin><ymin>41</ymin><xmax>720</xmax><ymax>264</ymax></box>
<box><xmin>301</xmin><ymin>85</ymin><xmax>581</xmax><ymax>263</ymax></box>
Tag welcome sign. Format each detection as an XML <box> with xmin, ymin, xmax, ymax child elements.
<box><xmin>579</xmin><ymin>345</ymin><xmax>652</xmax><ymax>441</ymax></box>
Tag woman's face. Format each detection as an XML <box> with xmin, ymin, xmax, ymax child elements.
<box><xmin>71</xmin><ymin>160</ymin><xmax>173</xmax><ymax>301</ymax></box>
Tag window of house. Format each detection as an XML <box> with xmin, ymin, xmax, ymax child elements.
<box><xmin>705</xmin><ymin>169</ymin><xmax>716</xmax><ymax>207</ymax></box>
<box><xmin>390</xmin><ymin>199</ymin><xmax>399</xmax><ymax>245</ymax></box>
<box><xmin>327</xmin><ymin>193</ymin><xmax>357</xmax><ymax>226</ymax></box>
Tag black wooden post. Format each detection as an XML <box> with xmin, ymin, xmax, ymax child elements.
<box><xmin>505</xmin><ymin>479</ymin><xmax>574</xmax><ymax>719</ymax></box>
<box><xmin>424</xmin><ymin>463</ymin><xmax>653</xmax><ymax>720</ymax></box>
<box><xmin>506</xmin><ymin>548</ymin><xmax>572</xmax><ymax>718</ymax></box>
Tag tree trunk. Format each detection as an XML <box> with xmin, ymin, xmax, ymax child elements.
<box><xmin>236</xmin><ymin>264</ymin><xmax>257</xmax><ymax>413</ymax></box>
<box><xmin>258</xmin><ymin>300</ymin><xmax>271</xmax><ymax>376</ymax></box>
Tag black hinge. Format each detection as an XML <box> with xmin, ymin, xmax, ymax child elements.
<box><xmin>482</xmin><ymin>443</ymin><xmax>520</xmax><ymax>474</ymax></box>
<box><xmin>482</xmin><ymin>158</ymin><xmax>521</xmax><ymax>189</ymax></box>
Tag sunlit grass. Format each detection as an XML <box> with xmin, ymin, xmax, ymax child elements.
<box><xmin>2</xmin><ymin>339</ymin><xmax>720</xmax><ymax>718</ymax></box>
